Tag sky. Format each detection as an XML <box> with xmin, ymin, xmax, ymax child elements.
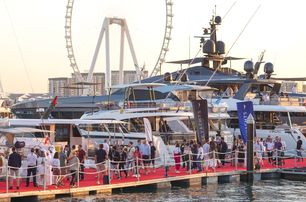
<box><xmin>0</xmin><ymin>0</ymin><xmax>306</xmax><ymax>93</ymax></box>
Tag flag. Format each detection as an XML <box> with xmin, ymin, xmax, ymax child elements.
<box><xmin>42</xmin><ymin>96</ymin><xmax>58</xmax><ymax>119</ymax></box>
<box><xmin>52</xmin><ymin>96</ymin><xmax>58</xmax><ymax>107</ymax></box>
<box><xmin>237</xmin><ymin>101</ymin><xmax>255</xmax><ymax>143</ymax></box>
<box><xmin>191</xmin><ymin>99</ymin><xmax>209</xmax><ymax>143</ymax></box>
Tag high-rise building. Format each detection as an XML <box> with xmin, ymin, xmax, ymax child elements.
<box><xmin>111</xmin><ymin>70</ymin><xmax>148</xmax><ymax>86</ymax></box>
<box><xmin>111</xmin><ymin>71</ymin><xmax>119</xmax><ymax>86</ymax></box>
<box><xmin>48</xmin><ymin>77</ymin><xmax>69</xmax><ymax>97</ymax></box>
<box><xmin>68</xmin><ymin>72</ymin><xmax>105</xmax><ymax>96</ymax></box>
<box><xmin>49</xmin><ymin>70</ymin><xmax>146</xmax><ymax>96</ymax></box>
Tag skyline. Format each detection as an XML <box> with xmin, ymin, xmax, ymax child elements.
<box><xmin>1</xmin><ymin>0</ymin><xmax>306</xmax><ymax>93</ymax></box>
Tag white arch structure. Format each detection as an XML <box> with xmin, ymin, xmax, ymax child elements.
<box><xmin>65</xmin><ymin>0</ymin><xmax>173</xmax><ymax>94</ymax></box>
<box><xmin>87</xmin><ymin>17</ymin><xmax>140</xmax><ymax>92</ymax></box>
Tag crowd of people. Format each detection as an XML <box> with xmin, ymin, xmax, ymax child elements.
<box><xmin>171</xmin><ymin>137</ymin><xmax>229</xmax><ymax>174</ymax></box>
<box><xmin>7</xmin><ymin>144</ymin><xmax>87</xmax><ymax>189</ymax></box>
<box><xmin>5</xmin><ymin>135</ymin><xmax>304</xmax><ymax>190</ymax></box>
<box><xmin>6</xmin><ymin>139</ymin><xmax>158</xmax><ymax>189</ymax></box>
<box><xmin>94</xmin><ymin>139</ymin><xmax>157</xmax><ymax>184</ymax></box>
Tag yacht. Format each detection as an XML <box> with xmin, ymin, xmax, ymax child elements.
<box><xmin>216</xmin><ymin>79</ymin><xmax>306</xmax><ymax>152</ymax></box>
<box><xmin>80</xmin><ymin>83</ymin><xmax>234</xmax><ymax>149</ymax></box>
<box><xmin>2</xmin><ymin>118</ymin><xmax>131</xmax><ymax>158</ymax></box>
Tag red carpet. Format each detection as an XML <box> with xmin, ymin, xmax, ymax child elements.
<box><xmin>1</xmin><ymin>158</ymin><xmax>305</xmax><ymax>194</ymax></box>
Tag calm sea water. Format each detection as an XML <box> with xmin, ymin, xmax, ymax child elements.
<box><xmin>47</xmin><ymin>180</ymin><xmax>306</xmax><ymax>202</ymax></box>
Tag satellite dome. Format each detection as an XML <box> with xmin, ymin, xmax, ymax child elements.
<box><xmin>244</xmin><ymin>60</ymin><xmax>254</xmax><ymax>73</ymax></box>
<box><xmin>216</xmin><ymin>41</ymin><xmax>225</xmax><ymax>54</ymax></box>
<box><xmin>264</xmin><ymin>62</ymin><xmax>274</xmax><ymax>74</ymax></box>
<box><xmin>203</xmin><ymin>39</ymin><xmax>216</xmax><ymax>54</ymax></box>
<box><xmin>215</xmin><ymin>16</ymin><xmax>222</xmax><ymax>24</ymax></box>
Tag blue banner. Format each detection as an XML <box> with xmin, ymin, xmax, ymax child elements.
<box><xmin>237</xmin><ymin>101</ymin><xmax>255</xmax><ymax>143</ymax></box>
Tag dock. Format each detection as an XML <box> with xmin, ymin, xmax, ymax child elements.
<box><xmin>1</xmin><ymin>157</ymin><xmax>306</xmax><ymax>202</ymax></box>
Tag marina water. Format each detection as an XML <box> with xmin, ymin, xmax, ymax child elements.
<box><xmin>40</xmin><ymin>179</ymin><xmax>306</xmax><ymax>202</ymax></box>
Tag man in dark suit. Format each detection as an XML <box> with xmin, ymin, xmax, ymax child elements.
<box><xmin>8</xmin><ymin>147</ymin><xmax>22</xmax><ymax>190</ymax></box>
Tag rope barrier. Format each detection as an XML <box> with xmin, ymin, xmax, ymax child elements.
<box><xmin>2</xmin><ymin>147</ymin><xmax>306</xmax><ymax>193</ymax></box>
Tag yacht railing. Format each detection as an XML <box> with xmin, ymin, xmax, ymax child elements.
<box><xmin>122</xmin><ymin>100</ymin><xmax>228</xmax><ymax>114</ymax></box>
<box><xmin>123</xmin><ymin>100</ymin><xmax>192</xmax><ymax>112</ymax></box>
<box><xmin>261</xmin><ymin>96</ymin><xmax>305</xmax><ymax>106</ymax></box>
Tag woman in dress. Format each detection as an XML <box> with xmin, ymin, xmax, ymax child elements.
<box><xmin>133</xmin><ymin>146</ymin><xmax>142</xmax><ymax>177</ymax></box>
<box><xmin>68</xmin><ymin>151</ymin><xmax>79</xmax><ymax>188</ymax></box>
<box><xmin>36</xmin><ymin>150</ymin><xmax>45</xmax><ymax>187</ymax></box>
<box><xmin>173</xmin><ymin>142</ymin><xmax>181</xmax><ymax>173</ymax></box>
<box><xmin>51</xmin><ymin>152</ymin><xmax>62</xmax><ymax>187</ymax></box>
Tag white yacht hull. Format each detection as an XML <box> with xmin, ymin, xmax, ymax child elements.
<box><xmin>230</xmin><ymin>127</ymin><xmax>306</xmax><ymax>155</ymax></box>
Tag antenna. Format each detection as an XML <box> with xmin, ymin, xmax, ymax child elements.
<box><xmin>253</xmin><ymin>50</ymin><xmax>265</xmax><ymax>76</ymax></box>
<box><xmin>205</xmin><ymin>5</ymin><xmax>261</xmax><ymax>86</ymax></box>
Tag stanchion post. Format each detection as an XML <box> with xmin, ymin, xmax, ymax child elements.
<box><xmin>189</xmin><ymin>153</ymin><xmax>192</xmax><ymax>175</ymax></box>
<box><xmin>43</xmin><ymin>162</ymin><xmax>47</xmax><ymax>190</ymax></box>
<box><xmin>6</xmin><ymin>165</ymin><xmax>9</xmax><ymax>193</ymax></box>
<box><xmin>244</xmin><ymin>150</ymin><xmax>247</xmax><ymax>168</ymax></box>
<box><xmin>108</xmin><ymin>160</ymin><xmax>111</xmax><ymax>184</ymax></box>
<box><xmin>213</xmin><ymin>150</ymin><xmax>216</xmax><ymax>172</ymax></box>
<box><xmin>136</xmin><ymin>157</ymin><xmax>139</xmax><ymax>181</ymax></box>
<box><xmin>163</xmin><ymin>153</ymin><xmax>169</xmax><ymax>177</ymax></box>
<box><xmin>235</xmin><ymin>150</ymin><xmax>238</xmax><ymax>171</ymax></box>
<box><xmin>77</xmin><ymin>159</ymin><xmax>80</xmax><ymax>187</ymax></box>
<box><xmin>275</xmin><ymin>150</ymin><xmax>278</xmax><ymax>168</ymax></box>
<box><xmin>294</xmin><ymin>149</ymin><xmax>297</xmax><ymax>168</ymax></box>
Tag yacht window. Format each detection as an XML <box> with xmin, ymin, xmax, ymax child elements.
<box><xmin>166</xmin><ymin>119</ymin><xmax>192</xmax><ymax>133</ymax></box>
<box><xmin>79</xmin><ymin>123</ymin><xmax>128</xmax><ymax>134</ymax></box>
<box><xmin>14</xmin><ymin>133</ymin><xmax>37</xmax><ymax>138</ymax></box>
<box><xmin>55</xmin><ymin>124</ymin><xmax>70</xmax><ymax>142</ymax></box>
<box><xmin>130</xmin><ymin>119</ymin><xmax>144</xmax><ymax>132</ymax></box>
<box><xmin>181</xmin><ymin>119</ymin><xmax>194</xmax><ymax>131</ymax></box>
<box><xmin>72</xmin><ymin>125</ymin><xmax>82</xmax><ymax>137</ymax></box>
<box><xmin>128</xmin><ymin>122</ymin><xmax>140</xmax><ymax>133</ymax></box>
